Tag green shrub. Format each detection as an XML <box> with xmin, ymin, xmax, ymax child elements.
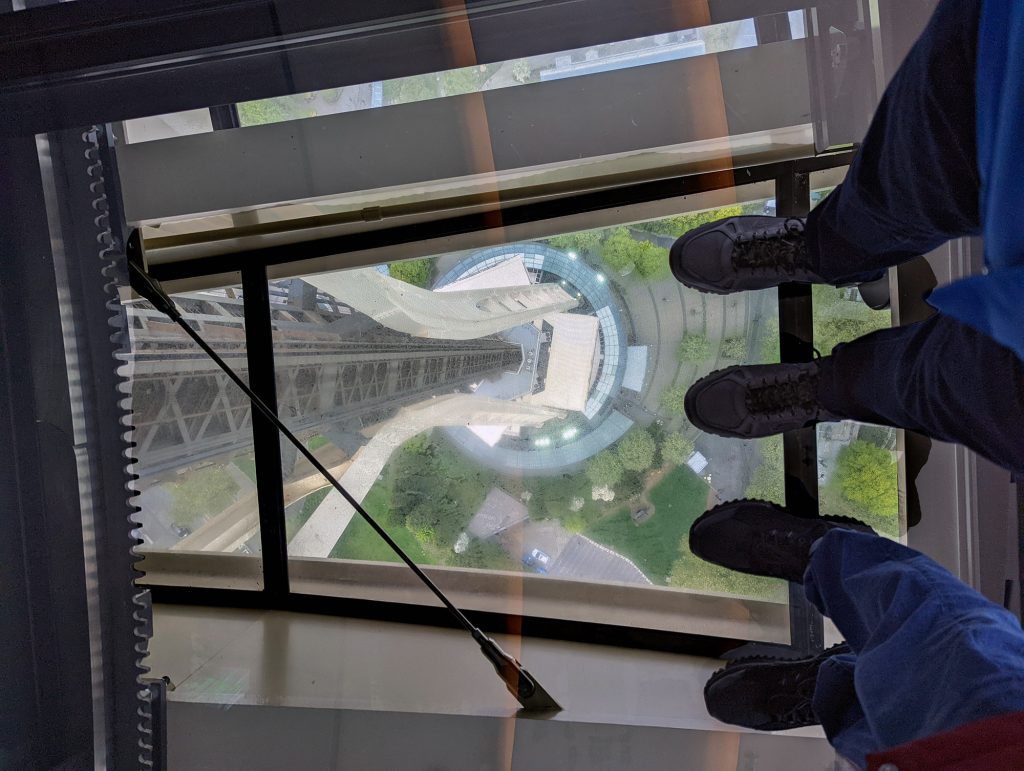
<box><xmin>617</xmin><ymin>428</ymin><xmax>656</xmax><ymax>472</ymax></box>
<box><xmin>677</xmin><ymin>334</ymin><xmax>712</xmax><ymax>362</ymax></box>
<box><xmin>719</xmin><ymin>336</ymin><xmax>747</xmax><ymax>360</ymax></box>
<box><xmin>835</xmin><ymin>440</ymin><xmax>898</xmax><ymax>518</ymax></box>
<box><xmin>586</xmin><ymin>449</ymin><xmax>624</xmax><ymax>488</ymax></box>
<box><xmin>661</xmin><ymin>433</ymin><xmax>695</xmax><ymax>466</ymax></box>
<box><xmin>388</xmin><ymin>258</ymin><xmax>433</xmax><ymax>287</ymax></box>
<box><xmin>659</xmin><ymin>385</ymin><xmax>689</xmax><ymax>416</ymax></box>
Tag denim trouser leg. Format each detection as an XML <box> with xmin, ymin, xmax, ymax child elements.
<box><xmin>811</xmin><ymin>653</ymin><xmax>877</xmax><ymax>765</ymax></box>
<box><xmin>804</xmin><ymin>530</ymin><xmax>1024</xmax><ymax>768</ymax></box>
<box><xmin>805</xmin><ymin>0</ymin><xmax>982</xmax><ymax>283</ymax></box>
<box><xmin>815</xmin><ymin>313</ymin><xmax>1024</xmax><ymax>475</ymax></box>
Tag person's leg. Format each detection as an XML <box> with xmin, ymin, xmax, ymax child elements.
<box><xmin>812</xmin><ymin>653</ymin><xmax>878</xmax><ymax>768</ymax></box>
<box><xmin>672</xmin><ymin>0</ymin><xmax>983</xmax><ymax>293</ymax></box>
<box><xmin>807</xmin><ymin>0</ymin><xmax>983</xmax><ymax>283</ymax></box>
<box><xmin>804</xmin><ymin>529</ymin><xmax>1024</xmax><ymax>757</ymax></box>
<box><xmin>816</xmin><ymin>313</ymin><xmax>1024</xmax><ymax>474</ymax></box>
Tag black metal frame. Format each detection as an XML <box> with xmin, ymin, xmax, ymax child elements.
<box><xmin>1</xmin><ymin>0</ymin><xmax>871</xmax><ymax>678</ymax></box>
<box><xmin>240</xmin><ymin>266</ymin><xmax>291</xmax><ymax>598</ymax></box>
<box><xmin>148</xmin><ymin>151</ymin><xmax>855</xmax><ymax>283</ymax></box>
<box><xmin>141</xmin><ymin>151</ymin><xmax>851</xmax><ymax>659</ymax></box>
<box><xmin>0</xmin><ymin>0</ymin><xmax>817</xmax><ymax>135</ymax></box>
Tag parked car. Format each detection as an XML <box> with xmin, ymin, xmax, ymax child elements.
<box><xmin>522</xmin><ymin>548</ymin><xmax>551</xmax><ymax>573</ymax></box>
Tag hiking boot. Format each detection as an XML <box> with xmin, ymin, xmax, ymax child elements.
<box><xmin>704</xmin><ymin>643</ymin><xmax>851</xmax><ymax>731</ymax></box>
<box><xmin>684</xmin><ymin>361</ymin><xmax>840</xmax><ymax>439</ymax></box>
<box><xmin>670</xmin><ymin>216</ymin><xmax>826</xmax><ymax>294</ymax></box>
<box><xmin>689</xmin><ymin>499</ymin><xmax>875</xmax><ymax>583</ymax></box>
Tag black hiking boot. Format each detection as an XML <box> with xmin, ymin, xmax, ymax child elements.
<box><xmin>689</xmin><ymin>499</ymin><xmax>875</xmax><ymax>583</ymax></box>
<box><xmin>684</xmin><ymin>361</ymin><xmax>841</xmax><ymax>439</ymax></box>
<box><xmin>670</xmin><ymin>216</ymin><xmax>826</xmax><ymax>294</ymax></box>
<box><xmin>704</xmin><ymin>643</ymin><xmax>851</xmax><ymax>731</ymax></box>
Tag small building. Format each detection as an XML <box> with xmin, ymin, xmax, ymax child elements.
<box><xmin>686</xmin><ymin>451</ymin><xmax>709</xmax><ymax>475</ymax></box>
<box><xmin>467</xmin><ymin>488</ymin><xmax>530</xmax><ymax>540</ymax></box>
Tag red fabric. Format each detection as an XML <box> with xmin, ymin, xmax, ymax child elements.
<box><xmin>866</xmin><ymin>711</ymin><xmax>1024</xmax><ymax>770</ymax></box>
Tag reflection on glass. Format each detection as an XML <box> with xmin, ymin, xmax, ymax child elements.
<box><xmin>275</xmin><ymin>202</ymin><xmax>787</xmax><ymax>601</ymax></box>
<box><xmin>126</xmin><ymin>289</ymin><xmax>262</xmax><ymax>554</ymax></box>
<box><xmin>808</xmin><ymin>180</ymin><xmax>902</xmax><ymax>539</ymax></box>
<box><xmin>237</xmin><ymin>17</ymin><xmax>794</xmax><ymax>126</ymax></box>
<box><xmin>817</xmin><ymin>421</ymin><xmax>900</xmax><ymax>538</ymax></box>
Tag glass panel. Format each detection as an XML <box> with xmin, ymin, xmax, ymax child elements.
<box><xmin>808</xmin><ymin>169</ymin><xmax>903</xmax><ymax>541</ymax></box>
<box><xmin>126</xmin><ymin>287</ymin><xmax>263</xmax><ymax>558</ymax></box>
<box><xmin>237</xmin><ymin>18</ymin><xmax>786</xmax><ymax>127</ymax></box>
<box><xmin>275</xmin><ymin>197</ymin><xmax>788</xmax><ymax>606</ymax></box>
<box><xmin>122</xmin><ymin>109</ymin><xmax>214</xmax><ymax>144</ymax></box>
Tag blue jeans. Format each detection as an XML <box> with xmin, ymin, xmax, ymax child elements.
<box><xmin>803</xmin><ymin>0</ymin><xmax>1024</xmax><ymax>475</ymax></box>
<box><xmin>804</xmin><ymin>530</ymin><xmax>1024</xmax><ymax>768</ymax></box>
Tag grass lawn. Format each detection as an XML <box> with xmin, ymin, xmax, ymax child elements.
<box><xmin>329</xmin><ymin>484</ymin><xmax>431</xmax><ymax>563</ymax></box>
<box><xmin>585</xmin><ymin>465</ymin><xmax>709</xmax><ymax>584</ymax></box>
<box><xmin>285</xmin><ymin>487</ymin><xmax>329</xmax><ymax>543</ymax></box>
<box><xmin>233</xmin><ymin>456</ymin><xmax>258</xmax><ymax>485</ymax></box>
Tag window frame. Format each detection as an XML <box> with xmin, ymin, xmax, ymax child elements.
<box><xmin>139</xmin><ymin>150</ymin><xmax>861</xmax><ymax>657</ymax></box>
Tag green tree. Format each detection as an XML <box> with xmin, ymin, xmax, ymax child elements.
<box><xmin>599</xmin><ymin>227</ymin><xmax>638</xmax><ymax>274</ymax></box>
<box><xmin>661</xmin><ymin>433</ymin><xmax>695</xmax><ymax>466</ymax></box>
<box><xmin>449</xmin><ymin>540</ymin><xmax>519</xmax><ymax>570</ymax></box>
<box><xmin>527</xmin><ymin>473</ymin><xmax>590</xmax><ymax>520</ymax></box>
<box><xmin>510</xmin><ymin>59</ymin><xmax>532</xmax><ymax>84</ymax></box>
<box><xmin>383</xmin><ymin>74</ymin><xmax>441</xmax><ymax>105</ymax></box>
<box><xmin>440</xmin><ymin>66</ymin><xmax>489</xmax><ymax>97</ymax></box>
<box><xmin>405</xmin><ymin>497</ymin><xmax>463</xmax><ymax>547</ymax></box>
<box><xmin>388</xmin><ymin>258</ymin><xmax>433</xmax><ymax>287</ymax></box>
<box><xmin>598</xmin><ymin>228</ymin><xmax>669</xmax><ymax>279</ymax></box>
<box><xmin>615</xmin><ymin>469</ymin><xmax>645</xmax><ymax>499</ymax></box>
<box><xmin>677</xmin><ymin>333</ymin><xmax>712</xmax><ymax>362</ymax></box>
<box><xmin>719</xmin><ymin>336</ymin><xmax>747</xmax><ymax>359</ymax></box>
<box><xmin>237</xmin><ymin>98</ymin><xmax>314</xmax><ymax>126</ymax></box>
<box><xmin>744</xmin><ymin>434</ymin><xmax>784</xmax><ymax>505</ymax></box>
<box><xmin>659</xmin><ymin>385</ymin><xmax>689</xmax><ymax>416</ymax></box>
<box><xmin>548</xmin><ymin>229</ymin><xmax>603</xmax><ymax>256</ymax></box>
<box><xmin>617</xmin><ymin>428</ymin><xmax>656</xmax><ymax>472</ymax></box>
<box><xmin>634</xmin><ymin>204</ymin><xmax>744</xmax><ymax>237</ymax></box>
<box><xmin>834</xmin><ymin>440</ymin><xmax>898</xmax><ymax>517</ymax></box>
<box><xmin>633</xmin><ymin>242</ymin><xmax>670</xmax><ymax>278</ymax></box>
<box><xmin>812</xmin><ymin>284</ymin><xmax>890</xmax><ymax>355</ymax></box>
<box><xmin>586</xmin><ymin>449</ymin><xmax>624</xmax><ymax>488</ymax></box>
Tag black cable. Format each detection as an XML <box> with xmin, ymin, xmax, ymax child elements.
<box><xmin>125</xmin><ymin>244</ymin><xmax>561</xmax><ymax>712</ymax></box>
<box><xmin>179</xmin><ymin>312</ymin><xmax>477</xmax><ymax>632</ymax></box>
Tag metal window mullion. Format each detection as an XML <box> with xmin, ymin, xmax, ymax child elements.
<box><xmin>775</xmin><ymin>167</ymin><xmax>825</xmax><ymax>655</ymax></box>
<box><xmin>240</xmin><ymin>265</ymin><xmax>290</xmax><ymax>598</ymax></box>
<box><xmin>209</xmin><ymin>104</ymin><xmax>240</xmax><ymax>131</ymax></box>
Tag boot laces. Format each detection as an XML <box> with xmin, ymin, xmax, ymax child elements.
<box><xmin>768</xmin><ymin>666</ymin><xmax>818</xmax><ymax>725</ymax></box>
<box><xmin>757</xmin><ymin>528</ymin><xmax>814</xmax><ymax>570</ymax></box>
<box><xmin>745</xmin><ymin>370</ymin><xmax>820</xmax><ymax>418</ymax></box>
<box><xmin>731</xmin><ymin>218</ymin><xmax>807</xmax><ymax>273</ymax></box>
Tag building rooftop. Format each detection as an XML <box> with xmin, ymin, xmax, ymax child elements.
<box><xmin>436</xmin><ymin>254</ymin><xmax>532</xmax><ymax>292</ymax></box>
<box><xmin>529</xmin><ymin>312</ymin><xmax>600</xmax><ymax>412</ymax></box>
<box><xmin>467</xmin><ymin>488</ymin><xmax>530</xmax><ymax>540</ymax></box>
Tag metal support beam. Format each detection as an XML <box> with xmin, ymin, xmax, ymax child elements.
<box><xmin>147</xmin><ymin>151</ymin><xmax>856</xmax><ymax>283</ymax></box>
<box><xmin>0</xmin><ymin>0</ymin><xmax>817</xmax><ymax>134</ymax></box>
<box><xmin>776</xmin><ymin>168</ymin><xmax>825</xmax><ymax>655</ymax></box>
<box><xmin>241</xmin><ymin>266</ymin><xmax>291</xmax><ymax>597</ymax></box>
<box><xmin>0</xmin><ymin>134</ymin><xmax>96</xmax><ymax>770</ymax></box>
